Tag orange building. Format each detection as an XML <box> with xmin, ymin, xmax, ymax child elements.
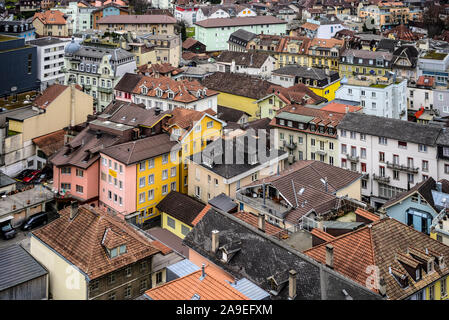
<box><xmin>92</xmin><ymin>3</ymin><xmax>129</xmax><ymax>29</ymax></box>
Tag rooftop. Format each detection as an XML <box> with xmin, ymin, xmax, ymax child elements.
<box><xmin>195</xmin><ymin>16</ymin><xmax>287</xmax><ymax>28</ymax></box>
<box><xmin>156</xmin><ymin>191</ymin><xmax>205</xmax><ymax>227</ymax></box>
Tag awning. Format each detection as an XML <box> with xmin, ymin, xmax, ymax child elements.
<box><xmin>0</xmin><ymin>215</ymin><xmax>14</xmax><ymax>223</ymax></box>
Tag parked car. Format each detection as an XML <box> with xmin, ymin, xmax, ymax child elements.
<box><xmin>15</xmin><ymin>169</ymin><xmax>33</xmax><ymax>181</ymax></box>
<box><xmin>34</xmin><ymin>167</ymin><xmax>53</xmax><ymax>184</ymax></box>
<box><xmin>21</xmin><ymin>212</ymin><xmax>48</xmax><ymax>231</ymax></box>
<box><xmin>0</xmin><ymin>221</ymin><xmax>16</xmax><ymax>240</ymax></box>
<box><xmin>23</xmin><ymin>170</ymin><xmax>41</xmax><ymax>183</ymax></box>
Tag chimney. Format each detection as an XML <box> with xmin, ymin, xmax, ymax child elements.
<box><xmin>378</xmin><ymin>276</ymin><xmax>387</xmax><ymax>297</ymax></box>
<box><xmin>258</xmin><ymin>213</ymin><xmax>266</xmax><ymax>232</ymax></box>
<box><xmin>211</xmin><ymin>230</ymin><xmax>220</xmax><ymax>253</ymax></box>
<box><xmin>200</xmin><ymin>263</ymin><xmax>206</xmax><ymax>280</ymax></box>
<box><xmin>288</xmin><ymin>270</ymin><xmax>297</xmax><ymax>300</ymax></box>
<box><xmin>325</xmin><ymin>244</ymin><xmax>334</xmax><ymax>269</ymax></box>
<box><xmin>70</xmin><ymin>201</ymin><xmax>79</xmax><ymax>220</ymax></box>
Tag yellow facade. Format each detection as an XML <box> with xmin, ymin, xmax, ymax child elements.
<box><xmin>339</xmin><ymin>63</ymin><xmax>390</xmax><ymax>79</ymax></box>
<box><xmin>136</xmin><ymin>152</ymin><xmax>179</xmax><ymax>222</ymax></box>
<box><xmin>422</xmin><ymin>277</ymin><xmax>449</xmax><ymax>300</ymax></box>
<box><xmin>161</xmin><ymin>212</ymin><xmax>192</xmax><ymax>239</ymax></box>
<box><xmin>307</xmin><ymin>55</ymin><xmax>340</xmax><ymax>71</ymax></box>
<box><xmin>308</xmin><ymin>80</ymin><xmax>341</xmax><ymax>101</ymax></box>
<box><xmin>216</xmin><ymin>92</ymin><xmax>259</xmax><ymax>119</ymax></box>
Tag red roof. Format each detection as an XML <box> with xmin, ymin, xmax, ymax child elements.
<box><xmin>416</xmin><ymin>76</ymin><xmax>435</xmax><ymax>88</ymax></box>
<box><xmin>321</xmin><ymin>102</ymin><xmax>362</xmax><ymax>113</ymax></box>
<box><xmin>310</xmin><ymin>228</ymin><xmax>336</xmax><ymax>242</ymax></box>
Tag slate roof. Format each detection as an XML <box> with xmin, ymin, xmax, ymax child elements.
<box><xmin>208</xmin><ymin>193</ymin><xmax>237</xmax><ymax>213</ymax></box>
<box><xmin>32</xmin><ymin>205</ymin><xmax>169</xmax><ymax>280</ymax></box>
<box><xmin>215</xmin><ymin>51</ymin><xmax>271</xmax><ymax>68</ymax></box>
<box><xmin>229</xmin><ymin>28</ymin><xmax>257</xmax><ymax>42</ymax></box>
<box><xmin>232</xmin><ymin>211</ymin><xmax>285</xmax><ymax>236</ymax></box>
<box><xmin>104</xmin><ymin>101</ymin><xmax>171</xmax><ymax>127</ymax></box>
<box><xmin>28</xmin><ymin>36</ymin><xmax>70</xmax><ymax>46</ymax></box>
<box><xmin>114</xmin><ymin>73</ymin><xmax>142</xmax><ymax>92</ymax></box>
<box><xmin>183</xmin><ymin>208</ymin><xmax>381</xmax><ymax>300</ymax></box>
<box><xmin>100</xmin><ymin>133</ymin><xmax>177</xmax><ymax>165</ymax></box>
<box><xmin>304</xmin><ymin>217</ymin><xmax>449</xmax><ymax>300</ymax></box>
<box><xmin>341</xmin><ymin>49</ymin><xmax>393</xmax><ymax>61</ymax></box>
<box><xmin>217</xmin><ymin>105</ymin><xmax>249</xmax><ymax>123</ymax></box>
<box><xmin>0</xmin><ymin>245</ymin><xmax>48</xmax><ymax>292</ymax></box>
<box><xmin>201</xmin><ymin>72</ymin><xmax>272</xmax><ymax>99</ymax></box>
<box><xmin>145</xmin><ymin>266</ymin><xmax>249</xmax><ymax>300</ymax></box>
<box><xmin>32</xmin><ymin>129</ymin><xmax>66</xmax><ymax>157</ymax></box>
<box><xmin>272</xmin><ymin>65</ymin><xmax>339</xmax><ymax>80</ymax></box>
<box><xmin>339</xmin><ymin>113</ymin><xmax>442</xmax><ymax>146</ymax></box>
<box><xmin>156</xmin><ymin>191</ymin><xmax>206</xmax><ymax>227</ymax></box>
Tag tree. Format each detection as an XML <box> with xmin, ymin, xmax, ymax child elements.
<box><xmin>423</xmin><ymin>3</ymin><xmax>445</xmax><ymax>37</ymax></box>
<box><xmin>175</xmin><ymin>21</ymin><xmax>187</xmax><ymax>41</ymax></box>
<box><xmin>129</xmin><ymin>0</ymin><xmax>150</xmax><ymax>15</ymax></box>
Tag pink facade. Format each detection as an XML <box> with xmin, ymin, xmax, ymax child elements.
<box><xmin>99</xmin><ymin>153</ymin><xmax>137</xmax><ymax>218</ymax></box>
<box><xmin>53</xmin><ymin>161</ymin><xmax>100</xmax><ymax>204</ymax></box>
<box><xmin>115</xmin><ymin>90</ymin><xmax>133</xmax><ymax>102</ymax></box>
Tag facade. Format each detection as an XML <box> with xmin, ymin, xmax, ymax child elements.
<box><xmin>0</xmin><ymin>20</ymin><xmax>36</xmax><ymax>41</ymax></box>
<box><xmin>194</xmin><ymin>16</ymin><xmax>287</xmax><ymax>51</ymax></box>
<box><xmin>140</xmin><ymin>34</ymin><xmax>181</xmax><ymax>67</ymax></box>
<box><xmin>195</xmin><ymin>5</ymin><xmax>256</xmax><ymax>23</ymax></box>
<box><xmin>92</xmin><ymin>3</ymin><xmax>129</xmax><ymax>29</ymax></box>
<box><xmin>174</xmin><ymin>5</ymin><xmax>199</xmax><ymax>27</ymax></box>
<box><xmin>96</xmin><ymin>15</ymin><xmax>177</xmax><ymax>34</ymax></box>
<box><xmin>30</xmin><ymin>204</ymin><xmax>180</xmax><ymax>300</ymax></box>
<box><xmin>214</xmin><ymin>51</ymin><xmax>276</xmax><ymax>78</ymax></box>
<box><xmin>338</xmin><ymin>112</ymin><xmax>441</xmax><ymax>208</ymax></box>
<box><xmin>114</xmin><ymin>73</ymin><xmax>218</xmax><ymax>113</ymax></box>
<box><xmin>32</xmin><ymin>10</ymin><xmax>72</xmax><ymax>37</ymax></box>
<box><xmin>359</xmin><ymin>2</ymin><xmax>410</xmax><ymax>31</ymax></box>
<box><xmin>335</xmin><ymin>76</ymin><xmax>407</xmax><ymax>120</ymax></box>
<box><xmin>339</xmin><ymin>49</ymin><xmax>393</xmax><ymax>79</ymax></box>
<box><xmin>28</xmin><ymin>37</ymin><xmax>70</xmax><ymax>90</ymax></box>
<box><xmin>63</xmin><ymin>39</ymin><xmax>136</xmax><ymax>112</ymax></box>
<box><xmin>307</xmin><ymin>38</ymin><xmax>344</xmax><ymax>71</ymax></box>
<box><xmin>0</xmin><ymin>36</ymin><xmax>38</xmax><ymax>97</ymax></box>
<box><xmin>227</xmin><ymin>28</ymin><xmax>256</xmax><ymax>52</ymax></box>
<box><xmin>417</xmin><ymin>51</ymin><xmax>449</xmax><ymax>87</ymax></box>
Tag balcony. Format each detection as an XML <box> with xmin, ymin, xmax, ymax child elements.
<box><xmin>316</xmin><ymin>149</ymin><xmax>327</xmax><ymax>156</ymax></box>
<box><xmin>362</xmin><ymin>173</ymin><xmax>369</xmax><ymax>179</ymax></box>
<box><xmin>373</xmin><ymin>174</ymin><xmax>390</xmax><ymax>183</ymax></box>
<box><xmin>283</xmin><ymin>140</ymin><xmax>297</xmax><ymax>150</ymax></box>
<box><xmin>346</xmin><ymin>154</ymin><xmax>359</xmax><ymax>162</ymax></box>
<box><xmin>83</xmin><ymin>84</ymin><xmax>91</xmax><ymax>90</ymax></box>
<box><xmin>97</xmin><ymin>87</ymin><xmax>113</xmax><ymax>94</ymax></box>
<box><xmin>386</xmin><ymin>161</ymin><xmax>419</xmax><ymax>174</ymax></box>
<box><xmin>236</xmin><ymin>192</ymin><xmax>291</xmax><ymax>220</ymax></box>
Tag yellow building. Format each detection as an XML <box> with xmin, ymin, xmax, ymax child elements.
<box><xmin>33</xmin><ymin>10</ymin><xmax>72</xmax><ymax>37</ymax></box>
<box><xmin>201</xmin><ymin>72</ymin><xmax>273</xmax><ymax>119</ymax></box>
<box><xmin>163</xmin><ymin>108</ymin><xmax>225</xmax><ymax>194</ymax></box>
<box><xmin>157</xmin><ymin>190</ymin><xmax>208</xmax><ymax>239</ymax></box>
<box><xmin>307</xmin><ymin>38</ymin><xmax>344</xmax><ymax>71</ymax></box>
<box><xmin>339</xmin><ymin>49</ymin><xmax>393</xmax><ymax>79</ymax></box>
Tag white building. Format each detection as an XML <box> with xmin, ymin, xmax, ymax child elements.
<box><xmin>54</xmin><ymin>1</ymin><xmax>96</xmax><ymax>33</ymax></box>
<box><xmin>214</xmin><ymin>51</ymin><xmax>276</xmax><ymax>78</ymax></box>
<box><xmin>335</xmin><ymin>76</ymin><xmax>407</xmax><ymax>120</ymax></box>
<box><xmin>28</xmin><ymin>37</ymin><xmax>71</xmax><ymax>91</ymax></box>
<box><xmin>338</xmin><ymin>112</ymin><xmax>441</xmax><ymax>208</ymax></box>
<box><xmin>151</xmin><ymin>0</ymin><xmax>173</xmax><ymax>9</ymax></box>
<box><xmin>195</xmin><ymin>5</ymin><xmax>257</xmax><ymax>23</ymax></box>
<box><xmin>174</xmin><ymin>5</ymin><xmax>200</xmax><ymax>27</ymax></box>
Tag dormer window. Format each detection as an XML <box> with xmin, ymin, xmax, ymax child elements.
<box><xmin>108</xmin><ymin>244</ymin><xmax>126</xmax><ymax>258</ymax></box>
<box><xmin>79</xmin><ymin>63</ymin><xmax>84</xmax><ymax>71</ymax></box>
<box><xmin>168</xmin><ymin>91</ymin><xmax>174</xmax><ymax>99</ymax></box>
<box><xmin>310</xmin><ymin>124</ymin><xmax>316</xmax><ymax>131</ymax></box>
<box><xmin>156</xmin><ymin>88</ymin><xmax>163</xmax><ymax>97</ymax></box>
<box><xmin>141</xmin><ymin>86</ymin><xmax>148</xmax><ymax>94</ymax></box>
<box><xmin>416</xmin><ymin>268</ymin><xmax>421</xmax><ymax>280</ymax></box>
<box><xmin>428</xmin><ymin>259</ymin><xmax>435</xmax><ymax>274</ymax></box>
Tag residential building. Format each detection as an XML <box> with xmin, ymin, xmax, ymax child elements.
<box><xmin>0</xmin><ymin>245</ymin><xmax>48</xmax><ymax>300</ymax></box>
<box><xmin>296</xmin><ymin>16</ymin><xmax>348</xmax><ymax>39</ymax></box>
<box><xmin>270</xmin><ymin>105</ymin><xmax>345</xmax><ymax>166</ymax></box>
<box><xmin>0</xmin><ymin>35</ymin><xmax>38</xmax><ymax>97</ymax></box>
<box><xmin>140</xmin><ymin>34</ymin><xmax>181</xmax><ymax>67</ymax></box>
<box><xmin>63</xmin><ymin>39</ymin><xmax>136</xmax><ymax>112</ymax></box>
<box><xmin>96</xmin><ymin>15</ymin><xmax>177</xmax><ymax>35</ymax></box>
<box><xmin>114</xmin><ymin>73</ymin><xmax>218</xmax><ymax>113</ymax></box>
<box><xmin>335</xmin><ymin>76</ymin><xmax>407</xmax><ymax>120</ymax></box>
<box><xmin>216</xmin><ymin>105</ymin><xmax>249</xmax><ymax>126</ymax></box>
<box><xmin>182</xmin><ymin>38</ymin><xmax>206</xmax><ymax>54</ymax></box>
<box><xmin>417</xmin><ymin>51</ymin><xmax>449</xmax><ymax>87</ymax></box>
<box><xmin>194</xmin><ymin>16</ymin><xmax>287</xmax><ymax>51</ymax></box>
<box><xmin>200</xmin><ymin>72</ymin><xmax>272</xmax><ymax>119</ymax></box>
<box><xmin>256</xmin><ymin>84</ymin><xmax>326</xmax><ymax>119</ymax></box>
<box><xmin>270</xmin><ymin>66</ymin><xmax>341</xmax><ymax>101</ymax></box>
<box><xmin>305</xmin><ymin>213</ymin><xmax>449</xmax><ymax>300</ymax></box>
<box><xmin>227</xmin><ymin>28</ymin><xmax>256</xmax><ymax>52</ymax></box>
<box><xmin>91</xmin><ymin>3</ymin><xmax>129</xmax><ymax>29</ymax></box>
<box><xmin>214</xmin><ymin>51</ymin><xmax>276</xmax><ymax>78</ymax></box>
<box><xmin>0</xmin><ymin>19</ymin><xmax>36</xmax><ymax>41</ymax></box>
<box><xmin>437</xmin><ymin>129</ymin><xmax>449</xmax><ymax>182</ymax></box>
<box><xmin>174</xmin><ymin>5</ymin><xmax>200</xmax><ymax>27</ymax></box>
<box><xmin>407</xmin><ymin>76</ymin><xmax>435</xmax><ymax>117</ymax></box>
<box><xmin>30</xmin><ymin>203</ymin><xmax>181</xmax><ymax>300</ymax></box>
<box><xmin>195</xmin><ymin>5</ymin><xmax>256</xmax><ymax>23</ymax></box>
<box><xmin>4</xmin><ymin>84</ymin><xmax>92</xmax><ymax>176</ymax></box>
<box><xmin>339</xmin><ymin>49</ymin><xmax>393</xmax><ymax>79</ymax></box>
<box><xmin>188</xmin><ymin>134</ymin><xmax>287</xmax><ymax>204</ymax></box>
<box><xmin>338</xmin><ymin>112</ymin><xmax>441</xmax><ymax>208</ymax></box>
<box><xmin>157</xmin><ymin>190</ymin><xmax>206</xmax><ymax>239</ymax></box>
<box><xmin>32</xmin><ymin>10</ymin><xmax>73</xmax><ymax>37</ymax></box>
<box><xmin>183</xmin><ymin>206</ymin><xmax>380</xmax><ymax>300</ymax></box>
<box><xmin>392</xmin><ymin>45</ymin><xmax>419</xmax><ymax>82</ymax></box>
<box><xmin>307</xmin><ymin>38</ymin><xmax>344</xmax><ymax>71</ymax></box>
<box><xmin>359</xmin><ymin>2</ymin><xmax>410</xmax><ymax>31</ymax></box>
<box><xmin>28</xmin><ymin>37</ymin><xmax>70</xmax><ymax>90</ymax></box>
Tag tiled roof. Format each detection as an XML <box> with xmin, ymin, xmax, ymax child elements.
<box><xmin>194</xmin><ymin>16</ymin><xmax>286</xmax><ymax>28</ymax></box>
<box><xmin>163</xmin><ymin>107</ymin><xmax>217</xmax><ymax>140</ymax></box>
<box><xmin>301</xmin><ymin>22</ymin><xmax>319</xmax><ymax>30</ymax></box>
<box><xmin>33</xmin><ymin>84</ymin><xmax>68</xmax><ymax>109</ymax></box>
<box><xmin>217</xmin><ymin>105</ymin><xmax>249</xmax><ymax>123</ymax></box>
<box><xmin>310</xmin><ymin>228</ymin><xmax>336</xmax><ymax>242</ymax></box>
<box><xmin>33</xmin><ymin>10</ymin><xmax>68</xmax><ymax>25</ymax></box>
<box><xmin>156</xmin><ymin>191</ymin><xmax>206</xmax><ymax>227</ymax></box>
<box><xmin>232</xmin><ymin>211</ymin><xmax>285</xmax><ymax>236</ymax></box>
<box><xmin>355</xmin><ymin>208</ymin><xmax>380</xmax><ymax>222</ymax></box>
<box><xmin>192</xmin><ymin>204</ymin><xmax>212</xmax><ymax>226</ymax></box>
<box><xmin>416</xmin><ymin>76</ymin><xmax>435</xmax><ymax>87</ymax></box>
<box><xmin>32</xmin><ymin>129</ymin><xmax>66</xmax><ymax>157</ymax></box>
<box><xmin>266</xmin><ymin>84</ymin><xmax>326</xmax><ymax>106</ymax></box>
<box><xmin>215</xmin><ymin>51</ymin><xmax>271</xmax><ymax>68</ymax></box>
<box><xmin>320</xmin><ymin>102</ymin><xmax>362</xmax><ymax>113</ymax></box>
<box><xmin>137</xmin><ymin>63</ymin><xmax>184</xmax><ymax>77</ymax></box>
<box><xmin>105</xmin><ymin>101</ymin><xmax>171</xmax><ymax>127</ymax></box>
<box><xmin>304</xmin><ymin>217</ymin><xmax>449</xmax><ymax>300</ymax></box>
<box><xmin>97</xmin><ymin>14</ymin><xmax>176</xmax><ymax>24</ymax></box>
<box><xmin>100</xmin><ymin>133</ymin><xmax>177</xmax><ymax>165</ymax></box>
<box><xmin>145</xmin><ymin>266</ymin><xmax>249</xmax><ymax>300</ymax></box>
<box><xmin>309</xmin><ymin>38</ymin><xmax>344</xmax><ymax>49</ymax></box>
<box><xmin>201</xmin><ymin>72</ymin><xmax>272</xmax><ymax>99</ymax></box>
<box><xmin>32</xmin><ymin>205</ymin><xmax>167</xmax><ymax>280</ymax></box>
<box><xmin>182</xmin><ymin>37</ymin><xmax>199</xmax><ymax>49</ymax></box>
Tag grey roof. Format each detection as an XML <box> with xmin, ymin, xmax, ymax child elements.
<box><xmin>341</xmin><ymin>49</ymin><xmax>393</xmax><ymax>60</ymax></box>
<box><xmin>0</xmin><ymin>245</ymin><xmax>47</xmax><ymax>292</ymax></box>
<box><xmin>183</xmin><ymin>208</ymin><xmax>381</xmax><ymax>300</ymax></box>
<box><xmin>208</xmin><ymin>193</ymin><xmax>237</xmax><ymax>213</ymax></box>
<box><xmin>322</xmin><ymin>221</ymin><xmax>365</xmax><ymax>230</ymax></box>
<box><xmin>339</xmin><ymin>113</ymin><xmax>442</xmax><ymax>146</ymax></box>
<box><xmin>72</xmin><ymin>45</ymin><xmax>134</xmax><ymax>61</ymax></box>
<box><xmin>5</xmin><ymin>106</ymin><xmax>39</xmax><ymax>121</ymax></box>
<box><xmin>0</xmin><ymin>172</ymin><xmax>16</xmax><ymax>188</ymax></box>
<box><xmin>230</xmin><ymin>28</ymin><xmax>257</xmax><ymax>42</ymax></box>
<box><xmin>28</xmin><ymin>37</ymin><xmax>70</xmax><ymax>47</ymax></box>
<box><xmin>229</xmin><ymin>278</ymin><xmax>270</xmax><ymax>300</ymax></box>
<box><xmin>437</xmin><ymin>128</ymin><xmax>449</xmax><ymax>146</ymax></box>
<box><xmin>166</xmin><ymin>259</ymin><xmax>200</xmax><ymax>278</ymax></box>
<box><xmin>273</xmin><ymin>65</ymin><xmax>338</xmax><ymax>80</ymax></box>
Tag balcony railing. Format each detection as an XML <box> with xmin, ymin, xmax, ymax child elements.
<box><xmin>316</xmin><ymin>149</ymin><xmax>327</xmax><ymax>156</ymax></box>
<box><xmin>386</xmin><ymin>161</ymin><xmax>419</xmax><ymax>174</ymax></box>
<box><xmin>373</xmin><ymin>174</ymin><xmax>390</xmax><ymax>183</ymax></box>
<box><xmin>283</xmin><ymin>140</ymin><xmax>297</xmax><ymax>150</ymax></box>
<box><xmin>236</xmin><ymin>192</ymin><xmax>291</xmax><ymax>219</ymax></box>
<box><xmin>97</xmin><ymin>86</ymin><xmax>113</xmax><ymax>94</ymax></box>
<box><xmin>346</xmin><ymin>154</ymin><xmax>359</xmax><ymax>162</ymax></box>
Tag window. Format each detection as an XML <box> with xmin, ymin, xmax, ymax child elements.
<box><xmin>76</xmin><ymin>185</ymin><xmax>83</xmax><ymax>194</ymax></box>
<box><xmin>76</xmin><ymin>169</ymin><xmax>83</xmax><ymax>177</ymax></box>
<box><xmin>139</xmin><ymin>161</ymin><xmax>146</xmax><ymax>171</ymax></box>
<box><xmin>167</xmin><ymin>216</ymin><xmax>175</xmax><ymax>228</ymax></box>
<box><xmin>379</xmin><ymin>137</ymin><xmax>387</xmax><ymax>145</ymax></box>
<box><xmin>156</xmin><ymin>272</ymin><xmax>163</xmax><ymax>284</ymax></box>
<box><xmin>181</xmin><ymin>224</ymin><xmax>190</xmax><ymax>236</ymax></box>
<box><xmin>148</xmin><ymin>159</ymin><xmax>155</xmax><ymax>169</ymax></box>
<box><xmin>429</xmin><ymin>285</ymin><xmax>435</xmax><ymax>300</ymax></box>
<box><xmin>350</xmin><ymin>131</ymin><xmax>356</xmax><ymax>139</ymax></box>
<box><xmin>125</xmin><ymin>285</ymin><xmax>132</xmax><ymax>299</ymax></box>
<box><xmin>162</xmin><ymin>154</ymin><xmax>168</xmax><ymax>164</ymax></box>
<box><xmin>422</xmin><ymin>160</ymin><xmax>429</xmax><ymax>172</ymax></box>
<box><xmin>109</xmin><ymin>273</ymin><xmax>115</xmax><ymax>284</ymax></box>
<box><xmin>408</xmin><ymin>173</ymin><xmax>414</xmax><ymax>184</ymax></box>
<box><xmin>139</xmin><ymin>177</ymin><xmax>145</xmax><ymax>188</ymax></box>
<box><xmin>361</xmin><ymin>162</ymin><xmax>366</xmax><ymax>172</ymax></box>
<box><xmin>361</xmin><ymin>148</ymin><xmax>366</xmax><ymax>159</ymax></box>
<box><xmin>140</xmin><ymin>279</ymin><xmax>148</xmax><ymax>293</ymax></box>
<box><xmin>61</xmin><ymin>183</ymin><xmax>71</xmax><ymax>190</ymax></box>
<box><xmin>61</xmin><ymin>167</ymin><xmax>71</xmax><ymax>174</ymax></box>
<box><xmin>89</xmin><ymin>280</ymin><xmax>99</xmax><ymax>292</ymax></box>
<box><xmin>329</xmin><ymin>142</ymin><xmax>334</xmax><ymax>150</ymax></box>
<box><xmin>341</xmin><ymin>144</ymin><xmax>347</xmax><ymax>154</ymax></box>
<box><xmin>140</xmin><ymin>261</ymin><xmax>147</xmax><ymax>272</ymax></box>
<box><xmin>379</xmin><ymin>152</ymin><xmax>385</xmax><ymax>162</ymax></box>
<box><xmin>441</xmin><ymin>277</ymin><xmax>447</xmax><ymax>297</ymax></box>
<box><xmin>162</xmin><ymin>184</ymin><xmax>168</xmax><ymax>195</ymax></box>
<box><xmin>139</xmin><ymin>192</ymin><xmax>145</xmax><ymax>204</ymax></box>
<box><xmin>379</xmin><ymin>166</ymin><xmax>385</xmax><ymax>177</ymax></box>
<box><xmin>125</xmin><ymin>266</ymin><xmax>132</xmax><ymax>277</ymax></box>
<box><xmin>162</xmin><ymin>169</ymin><xmax>168</xmax><ymax>180</ymax></box>
<box><xmin>108</xmin><ymin>292</ymin><xmax>116</xmax><ymax>300</ymax></box>
<box><xmin>148</xmin><ymin>174</ymin><xmax>154</xmax><ymax>185</ymax></box>
<box><xmin>171</xmin><ymin>167</ymin><xmax>176</xmax><ymax>177</ymax></box>
<box><xmin>398</xmin><ymin>141</ymin><xmax>407</xmax><ymax>149</ymax></box>
<box><xmin>360</xmin><ymin>134</ymin><xmax>366</xmax><ymax>141</ymax></box>
<box><xmin>170</xmin><ymin>182</ymin><xmax>176</xmax><ymax>191</ymax></box>
<box><xmin>195</xmin><ymin>186</ymin><xmax>201</xmax><ymax>198</ymax></box>
<box><xmin>418</xmin><ymin>144</ymin><xmax>427</xmax><ymax>153</ymax></box>
<box><xmin>393</xmin><ymin>170</ymin><xmax>399</xmax><ymax>180</ymax></box>
<box><xmin>340</xmin><ymin>129</ymin><xmax>347</xmax><ymax>137</ymax></box>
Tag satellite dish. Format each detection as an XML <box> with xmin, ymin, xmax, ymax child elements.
<box><xmin>320</xmin><ymin>178</ymin><xmax>326</xmax><ymax>184</ymax></box>
<box><xmin>298</xmin><ymin>187</ymin><xmax>305</xmax><ymax>195</ymax></box>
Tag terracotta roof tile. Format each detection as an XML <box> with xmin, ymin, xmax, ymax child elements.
<box><xmin>355</xmin><ymin>208</ymin><xmax>380</xmax><ymax>222</ymax></box>
<box><xmin>33</xmin><ymin>84</ymin><xmax>68</xmax><ymax>109</ymax></box>
<box><xmin>33</xmin><ymin>10</ymin><xmax>68</xmax><ymax>25</ymax></box>
<box><xmin>32</xmin><ymin>129</ymin><xmax>66</xmax><ymax>157</ymax></box>
<box><xmin>191</xmin><ymin>204</ymin><xmax>212</xmax><ymax>226</ymax></box>
<box><xmin>310</xmin><ymin>228</ymin><xmax>336</xmax><ymax>242</ymax></box>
